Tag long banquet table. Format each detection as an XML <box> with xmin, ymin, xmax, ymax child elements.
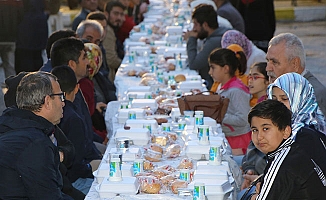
<box><xmin>85</xmin><ymin>0</ymin><xmax>242</xmax><ymax>198</ymax></box>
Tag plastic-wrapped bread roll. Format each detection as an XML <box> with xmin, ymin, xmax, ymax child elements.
<box><xmin>171</xmin><ymin>180</ymin><xmax>188</xmax><ymax>194</ymax></box>
<box><xmin>143</xmin><ymin>160</ymin><xmax>154</xmax><ymax>170</ymax></box>
<box><xmin>144</xmin><ymin>149</ymin><xmax>162</xmax><ymax>162</ymax></box>
<box><xmin>177</xmin><ymin>158</ymin><xmax>193</xmax><ymax>169</ymax></box>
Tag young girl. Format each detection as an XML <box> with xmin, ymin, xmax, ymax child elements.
<box><xmin>248</xmin><ymin>62</ymin><xmax>269</xmax><ymax>106</ymax></box>
<box><xmin>210</xmin><ymin>44</ymin><xmax>248</xmax><ymax>92</ymax></box>
<box><xmin>208</xmin><ymin>48</ymin><xmax>251</xmax><ymax>155</ymax></box>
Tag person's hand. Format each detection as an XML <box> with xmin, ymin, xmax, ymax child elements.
<box><xmin>59</xmin><ymin>151</ymin><xmax>64</xmax><ymax>162</ymax></box>
<box><xmin>96</xmin><ymin>102</ymin><xmax>107</xmax><ymax>113</ymax></box>
<box><xmin>249</xmin><ymin>182</ymin><xmax>261</xmax><ymax>199</ymax></box>
<box><xmin>241</xmin><ymin>170</ymin><xmax>258</xmax><ymax>190</ymax></box>
<box><xmin>183</xmin><ymin>30</ymin><xmax>197</xmax><ymax>41</ymax></box>
<box><xmin>103</xmin><ymin>136</ymin><xmax>109</xmax><ymax>145</ymax></box>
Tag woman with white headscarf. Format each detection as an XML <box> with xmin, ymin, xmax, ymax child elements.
<box><xmin>267</xmin><ymin>72</ymin><xmax>326</xmax><ymax>138</ymax></box>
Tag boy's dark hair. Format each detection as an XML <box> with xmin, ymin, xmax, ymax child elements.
<box><xmin>248</xmin><ymin>99</ymin><xmax>292</xmax><ymax>131</ymax></box>
<box><xmin>209</xmin><ymin>48</ymin><xmax>239</xmax><ymax>77</ymax></box>
<box><xmin>51</xmin><ymin>65</ymin><xmax>77</xmax><ymax>94</ymax></box>
<box><xmin>87</xmin><ymin>11</ymin><xmax>107</xmax><ymax>21</ymax></box>
<box><xmin>104</xmin><ymin>1</ymin><xmax>125</xmax><ymax>14</ymax></box>
<box><xmin>250</xmin><ymin>62</ymin><xmax>268</xmax><ymax>81</ymax></box>
<box><xmin>50</xmin><ymin>37</ymin><xmax>85</xmax><ymax>68</ymax></box>
<box><xmin>192</xmin><ymin>4</ymin><xmax>218</xmax><ymax>29</ymax></box>
<box><xmin>46</xmin><ymin>29</ymin><xmax>76</xmax><ymax>58</ymax></box>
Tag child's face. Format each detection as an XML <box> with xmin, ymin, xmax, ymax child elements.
<box><xmin>248</xmin><ymin>66</ymin><xmax>269</xmax><ymax>96</ymax></box>
<box><xmin>209</xmin><ymin>63</ymin><xmax>225</xmax><ymax>83</ymax></box>
<box><xmin>250</xmin><ymin>116</ymin><xmax>291</xmax><ymax>154</ymax></box>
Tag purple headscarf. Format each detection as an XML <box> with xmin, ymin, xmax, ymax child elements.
<box><xmin>221</xmin><ymin>30</ymin><xmax>253</xmax><ymax>58</ymax></box>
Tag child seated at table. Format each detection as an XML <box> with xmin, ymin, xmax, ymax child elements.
<box><xmin>248</xmin><ymin>62</ymin><xmax>269</xmax><ymax>106</ymax></box>
<box><xmin>247</xmin><ymin>99</ymin><xmax>326</xmax><ymax>199</ymax></box>
<box><xmin>208</xmin><ymin>48</ymin><xmax>251</xmax><ymax>155</ymax></box>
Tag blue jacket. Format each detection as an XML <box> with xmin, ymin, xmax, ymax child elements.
<box><xmin>0</xmin><ymin>107</ymin><xmax>72</xmax><ymax>199</ymax></box>
<box><xmin>59</xmin><ymin>100</ymin><xmax>93</xmax><ymax>183</ymax></box>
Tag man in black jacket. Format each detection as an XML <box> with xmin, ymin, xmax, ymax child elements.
<box><xmin>0</xmin><ymin>71</ymin><xmax>72</xmax><ymax>199</ymax></box>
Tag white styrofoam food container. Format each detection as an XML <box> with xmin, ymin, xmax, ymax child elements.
<box><xmin>109</xmin><ymin>147</ymin><xmax>141</xmax><ymax>161</ymax></box>
<box><xmin>127</xmin><ymin>86</ymin><xmax>151</xmax><ymax>92</ymax></box>
<box><xmin>115</xmin><ymin>128</ymin><xmax>150</xmax><ymax>146</ymax></box>
<box><xmin>117</xmin><ymin>108</ymin><xmax>146</xmax><ymax>124</ymax></box>
<box><xmin>93</xmin><ymin>163</ymin><xmax>134</xmax><ymax>183</ymax></box>
<box><xmin>126</xmin><ymin>92</ymin><xmax>150</xmax><ymax>99</ymax></box>
<box><xmin>188</xmin><ymin>179</ymin><xmax>233</xmax><ymax>195</ymax></box>
<box><xmin>178</xmin><ymin>80</ymin><xmax>203</xmax><ymax>89</ymax></box>
<box><xmin>196</xmin><ymin>161</ymin><xmax>230</xmax><ymax>174</ymax></box>
<box><xmin>125</xmin><ymin>119</ymin><xmax>159</xmax><ymax>130</ymax></box>
<box><xmin>131</xmin><ymin>99</ymin><xmax>158</xmax><ymax>110</ymax></box>
<box><xmin>96</xmin><ymin>177</ymin><xmax>139</xmax><ymax>198</ymax></box>
<box><xmin>185</xmin><ymin>140</ymin><xmax>224</xmax><ymax>160</ymax></box>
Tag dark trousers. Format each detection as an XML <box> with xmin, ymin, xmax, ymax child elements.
<box><xmin>15</xmin><ymin>48</ymin><xmax>43</xmax><ymax>74</ymax></box>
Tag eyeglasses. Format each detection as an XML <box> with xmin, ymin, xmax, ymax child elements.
<box><xmin>49</xmin><ymin>93</ymin><xmax>65</xmax><ymax>102</ymax></box>
<box><xmin>247</xmin><ymin>75</ymin><xmax>266</xmax><ymax>81</ymax></box>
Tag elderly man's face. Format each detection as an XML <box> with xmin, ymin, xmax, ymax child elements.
<box><xmin>81</xmin><ymin>0</ymin><xmax>98</xmax><ymax>11</ymax></box>
<box><xmin>81</xmin><ymin>26</ymin><xmax>102</xmax><ymax>45</ymax></box>
<box><xmin>266</xmin><ymin>41</ymin><xmax>297</xmax><ymax>83</ymax></box>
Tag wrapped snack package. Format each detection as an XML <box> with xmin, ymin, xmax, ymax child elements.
<box><xmin>171</xmin><ymin>180</ymin><xmax>188</xmax><ymax>194</ymax></box>
<box><xmin>166</xmin><ymin>132</ymin><xmax>177</xmax><ymax>143</ymax></box>
<box><xmin>177</xmin><ymin>158</ymin><xmax>193</xmax><ymax>169</ymax></box>
<box><xmin>135</xmin><ymin>172</ymin><xmax>152</xmax><ymax>177</ymax></box>
<box><xmin>165</xmin><ymin>144</ymin><xmax>181</xmax><ymax>158</ymax></box>
<box><xmin>143</xmin><ymin>160</ymin><xmax>154</xmax><ymax>171</ymax></box>
<box><xmin>149</xmin><ymin>143</ymin><xmax>163</xmax><ymax>154</ymax></box>
<box><xmin>152</xmin><ymin>135</ymin><xmax>168</xmax><ymax>146</ymax></box>
<box><xmin>157</xmin><ymin>164</ymin><xmax>175</xmax><ymax>172</ymax></box>
<box><xmin>152</xmin><ymin>169</ymin><xmax>168</xmax><ymax>179</ymax></box>
<box><xmin>137</xmin><ymin>176</ymin><xmax>161</xmax><ymax>194</ymax></box>
<box><xmin>160</xmin><ymin>175</ymin><xmax>176</xmax><ymax>187</ymax></box>
<box><xmin>144</xmin><ymin>149</ymin><xmax>162</xmax><ymax>162</ymax></box>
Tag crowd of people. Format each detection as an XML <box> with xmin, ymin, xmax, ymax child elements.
<box><xmin>0</xmin><ymin>0</ymin><xmax>325</xmax><ymax>199</ymax></box>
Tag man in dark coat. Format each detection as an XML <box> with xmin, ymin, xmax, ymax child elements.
<box><xmin>0</xmin><ymin>71</ymin><xmax>72</xmax><ymax>199</ymax></box>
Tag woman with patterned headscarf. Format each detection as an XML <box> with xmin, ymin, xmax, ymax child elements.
<box><xmin>221</xmin><ymin>30</ymin><xmax>266</xmax><ymax>72</ymax></box>
<box><xmin>267</xmin><ymin>72</ymin><xmax>326</xmax><ymax>138</ymax></box>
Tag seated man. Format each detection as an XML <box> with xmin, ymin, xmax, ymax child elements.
<box><xmin>103</xmin><ymin>1</ymin><xmax>125</xmax><ymax>82</ymax></box>
<box><xmin>40</xmin><ymin>29</ymin><xmax>77</xmax><ymax>72</ymax></box>
<box><xmin>247</xmin><ymin>99</ymin><xmax>326</xmax><ymax>199</ymax></box>
<box><xmin>52</xmin><ymin>66</ymin><xmax>94</xmax><ymax>195</ymax></box>
<box><xmin>0</xmin><ymin>72</ymin><xmax>72</xmax><ymax>199</ymax></box>
<box><xmin>184</xmin><ymin>4</ymin><xmax>230</xmax><ymax>89</ymax></box>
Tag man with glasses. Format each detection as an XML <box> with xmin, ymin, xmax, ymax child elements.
<box><xmin>0</xmin><ymin>71</ymin><xmax>72</xmax><ymax>199</ymax></box>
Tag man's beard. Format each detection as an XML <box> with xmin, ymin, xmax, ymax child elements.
<box><xmin>197</xmin><ymin>29</ymin><xmax>209</xmax><ymax>40</ymax></box>
<box><xmin>108</xmin><ymin>21</ymin><xmax>121</xmax><ymax>30</ymax></box>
